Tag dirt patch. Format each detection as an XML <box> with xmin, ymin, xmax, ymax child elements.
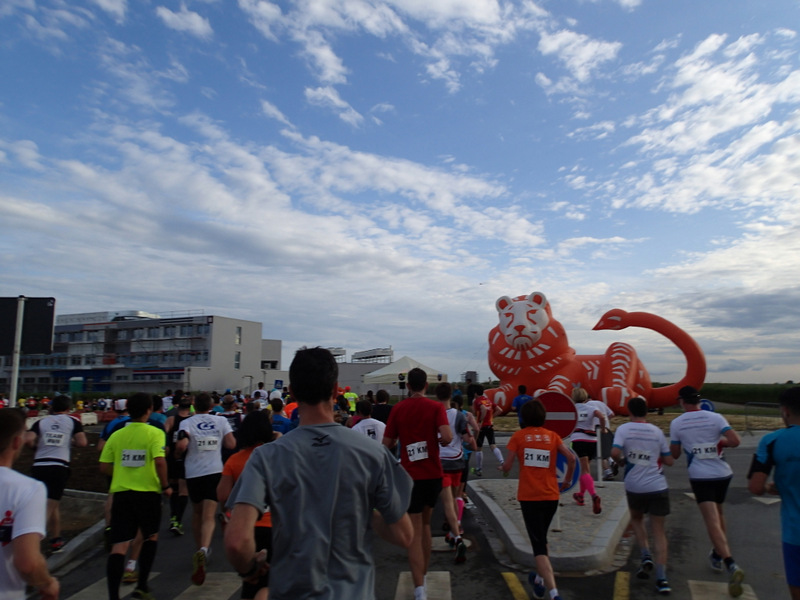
<box><xmin>14</xmin><ymin>431</ymin><xmax>108</xmax><ymax>551</ymax></box>
<box><xmin>15</xmin><ymin>431</ymin><xmax>109</xmax><ymax>493</ymax></box>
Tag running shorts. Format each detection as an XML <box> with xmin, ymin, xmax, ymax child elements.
<box><xmin>571</xmin><ymin>440</ymin><xmax>598</xmax><ymax>460</ymax></box>
<box><xmin>476</xmin><ymin>426</ymin><xmax>496</xmax><ymax>448</ymax></box>
<box><xmin>187</xmin><ymin>473</ymin><xmax>222</xmax><ymax>504</ymax></box>
<box><xmin>110</xmin><ymin>491</ymin><xmax>161</xmax><ymax>544</ymax></box>
<box><xmin>690</xmin><ymin>476</ymin><xmax>731</xmax><ymax>504</ymax></box>
<box><xmin>626</xmin><ymin>489</ymin><xmax>670</xmax><ymax>516</ymax></box>
<box><xmin>30</xmin><ymin>465</ymin><xmax>70</xmax><ymax>501</ymax></box>
<box><xmin>408</xmin><ymin>478</ymin><xmax>443</xmax><ymax>514</ymax></box>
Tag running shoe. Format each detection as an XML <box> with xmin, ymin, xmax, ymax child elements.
<box><xmin>455</xmin><ymin>540</ymin><xmax>467</xmax><ymax>564</ymax></box>
<box><xmin>602</xmin><ymin>468</ymin><xmax>615</xmax><ymax>481</ymax></box>
<box><xmin>708</xmin><ymin>549</ymin><xmax>723</xmax><ymax>573</ymax></box>
<box><xmin>573</xmin><ymin>492</ymin><xmax>585</xmax><ymax>506</ymax></box>
<box><xmin>169</xmin><ymin>518</ymin><xmax>184</xmax><ymax>536</ymax></box>
<box><xmin>592</xmin><ymin>494</ymin><xmax>602</xmax><ymax>515</ymax></box>
<box><xmin>132</xmin><ymin>589</ymin><xmax>155</xmax><ymax>600</ymax></box>
<box><xmin>528</xmin><ymin>572</ymin><xmax>546</xmax><ymax>600</ymax></box>
<box><xmin>728</xmin><ymin>563</ymin><xmax>745</xmax><ymax>598</ymax></box>
<box><xmin>471</xmin><ymin>468</ymin><xmax>482</xmax><ymax>477</ymax></box>
<box><xmin>636</xmin><ymin>555</ymin><xmax>654</xmax><ymax>579</ymax></box>
<box><xmin>444</xmin><ymin>532</ymin><xmax>456</xmax><ymax>548</ymax></box>
<box><xmin>656</xmin><ymin>579</ymin><xmax>671</xmax><ymax>595</ymax></box>
<box><xmin>191</xmin><ymin>550</ymin><xmax>207</xmax><ymax>586</ymax></box>
<box><xmin>49</xmin><ymin>537</ymin><xmax>65</xmax><ymax>553</ymax></box>
<box><xmin>122</xmin><ymin>569</ymin><xmax>139</xmax><ymax>584</ymax></box>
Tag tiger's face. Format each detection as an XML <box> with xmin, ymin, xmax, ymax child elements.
<box><xmin>495</xmin><ymin>292</ymin><xmax>550</xmax><ymax>351</ymax></box>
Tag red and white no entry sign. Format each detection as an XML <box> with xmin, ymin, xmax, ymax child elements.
<box><xmin>537</xmin><ymin>391</ymin><xmax>578</xmax><ymax>438</ymax></box>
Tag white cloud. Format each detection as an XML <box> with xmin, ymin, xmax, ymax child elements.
<box><xmin>538</xmin><ymin>29</ymin><xmax>622</xmax><ymax>82</ymax></box>
<box><xmin>155</xmin><ymin>5</ymin><xmax>213</xmax><ymax>39</ymax></box>
<box><xmin>261</xmin><ymin>100</ymin><xmax>294</xmax><ymax>127</ymax></box>
<box><xmin>90</xmin><ymin>0</ymin><xmax>127</xmax><ymax>23</ymax></box>
<box><xmin>304</xmin><ymin>86</ymin><xmax>364</xmax><ymax>126</ymax></box>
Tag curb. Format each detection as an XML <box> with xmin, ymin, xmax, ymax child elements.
<box><xmin>47</xmin><ymin>489</ymin><xmax>107</xmax><ymax>573</ymax></box>
<box><xmin>467</xmin><ymin>479</ymin><xmax>630</xmax><ymax>573</ymax></box>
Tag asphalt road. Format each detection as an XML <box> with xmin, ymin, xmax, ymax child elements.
<box><xmin>50</xmin><ymin>430</ymin><xmax>785</xmax><ymax>600</ymax></box>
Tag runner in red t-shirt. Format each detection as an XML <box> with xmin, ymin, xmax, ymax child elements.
<box><xmin>384</xmin><ymin>368</ymin><xmax>452</xmax><ymax>600</ymax></box>
<box><xmin>471</xmin><ymin>385</ymin><xmax>504</xmax><ymax>477</ymax></box>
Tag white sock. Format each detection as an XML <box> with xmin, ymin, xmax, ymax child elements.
<box><xmin>414</xmin><ymin>585</ymin><xmax>427</xmax><ymax>600</ymax></box>
<box><xmin>549</xmin><ymin>589</ymin><xmax>559</xmax><ymax>599</ymax></box>
<box><xmin>535</xmin><ymin>574</ymin><xmax>544</xmax><ymax>585</ymax></box>
<box><xmin>492</xmin><ymin>446</ymin><xmax>504</xmax><ymax>463</ymax></box>
<box><xmin>126</xmin><ymin>560</ymin><xmax>137</xmax><ymax>571</ymax></box>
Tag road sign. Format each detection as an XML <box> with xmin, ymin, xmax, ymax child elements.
<box><xmin>699</xmin><ymin>398</ymin><xmax>715</xmax><ymax>412</ymax></box>
<box><xmin>538</xmin><ymin>391</ymin><xmax>578</xmax><ymax>438</ymax></box>
<box><xmin>557</xmin><ymin>448</ymin><xmax>580</xmax><ymax>493</ymax></box>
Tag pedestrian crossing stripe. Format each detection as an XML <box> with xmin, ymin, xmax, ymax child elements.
<box><xmin>501</xmin><ymin>572</ymin><xmax>528</xmax><ymax>600</ymax></box>
<box><xmin>394</xmin><ymin>571</ymin><xmax>451</xmax><ymax>600</ymax></box>
<box><xmin>63</xmin><ymin>573</ymin><xmax>245</xmax><ymax>600</ymax></box>
<box><xmin>752</xmin><ymin>496</ymin><xmax>780</xmax><ymax>505</ymax></box>
<box><xmin>174</xmin><ymin>573</ymin><xmax>241</xmax><ymax>599</ymax></box>
<box><xmin>65</xmin><ymin>573</ymin><xmax>161</xmax><ymax>600</ymax></box>
<box><xmin>688</xmin><ymin>579</ymin><xmax>758</xmax><ymax>599</ymax></box>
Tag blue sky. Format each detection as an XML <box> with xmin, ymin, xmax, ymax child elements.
<box><xmin>1</xmin><ymin>0</ymin><xmax>799</xmax><ymax>385</ymax></box>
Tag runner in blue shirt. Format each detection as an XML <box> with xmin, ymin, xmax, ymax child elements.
<box><xmin>511</xmin><ymin>385</ymin><xmax>533</xmax><ymax>428</ymax></box>
<box><xmin>748</xmin><ymin>387</ymin><xmax>800</xmax><ymax>600</ymax></box>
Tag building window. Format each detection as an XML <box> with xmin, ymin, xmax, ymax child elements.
<box><xmin>30</xmin><ymin>358</ymin><xmax>41</xmax><ymax>366</ymax></box>
<box><xmin>148</xmin><ymin>327</ymin><xmax>160</xmax><ymax>338</ymax></box>
<box><xmin>235</xmin><ymin>326</ymin><xmax>242</xmax><ymax>345</ymax></box>
<box><xmin>180</xmin><ymin>325</ymin><xmax>192</xmax><ymax>337</ymax></box>
<box><xmin>85</xmin><ymin>355</ymin><xmax>96</xmax><ymax>365</ymax></box>
<box><xmin>234</xmin><ymin>351</ymin><xmax>241</xmax><ymax>370</ymax></box>
<box><xmin>163</xmin><ymin>326</ymin><xmax>175</xmax><ymax>337</ymax></box>
<box><xmin>196</xmin><ymin>324</ymin><xmax>209</xmax><ymax>335</ymax></box>
<box><xmin>117</xmin><ymin>330</ymin><xmax>128</xmax><ymax>341</ymax></box>
<box><xmin>70</xmin><ymin>356</ymin><xmax>82</xmax><ymax>366</ymax></box>
<box><xmin>133</xmin><ymin>329</ymin><xmax>145</xmax><ymax>339</ymax></box>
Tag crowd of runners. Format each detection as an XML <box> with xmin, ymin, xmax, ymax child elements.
<box><xmin>1</xmin><ymin>358</ymin><xmax>799</xmax><ymax>600</ymax></box>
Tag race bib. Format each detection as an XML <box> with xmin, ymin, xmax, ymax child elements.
<box><xmin>196</xmin><ymin>437</ymin><xmax>219</xmax><ymax>452</ymax></box>
<box><xmin>577</xmin><ymin>407</ymin><xmax>591</xmax><ymax>420</ymax></box>
<box><xmin>43</xmin><ymin>432</ymin><xmax>66</xmax><ymax>447</ymax></box>
<box><xmin>121</xmin><ymin>450</ymin><xmax>146</xmax><ymax>468</ymax></box>
<box><xmin>691</xmin><ymin>443</ymin><xmax>719</xmax><ymax>459</ymax></box>
<box><xmin>523</xmin><ymin>448</ymin><xmax>551</xmax><ymax>468</ymax></box>
<box><xmin>626</xmin><ymin>448</ymin><xmax>652</xmax><ymax>466</ymax></box>
<box><xmin>406</xmin><ymin>441</ymin><xmax>429</xmax><ymax>462</ymax></box>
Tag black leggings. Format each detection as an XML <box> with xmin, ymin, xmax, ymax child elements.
<box><xmin>520</xmin><ymin>500</ymin><xmax>559</xmax><ymax>556</ymax></box>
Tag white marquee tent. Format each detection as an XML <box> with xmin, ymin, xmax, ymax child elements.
<box><xmin>362</xmin><ymin>356</ymin><xmax>447</xmax><ymax>392</ymax></box>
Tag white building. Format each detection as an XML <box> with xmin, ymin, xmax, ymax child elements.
<box><xmin>0</xmin><ymin>311</ymin><xmax>283</xmax><ymax>396</ymax></box>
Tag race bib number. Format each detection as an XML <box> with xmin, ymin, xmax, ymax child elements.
<box><xmin>523</xmin><ymin>448</ymin><xmax>551</xmax><ymax>468</ymax></box>
<box><xmin>121</xmin><ymin>450</ymin><xmax>146</xmax><ymax>468</ymax></box>
<box><xmin>406</xmin><ymin>441</ymin><xmax>429</xmax><ymax>462</ymax></box>
<box><xmin>691</xmin><ymin>443</ymin><xmax>719</xmax><ymax>459</ymax></box>
<box><xmin>577</xmin><ymin>407</ymin><xmax>591</xmax><ymax>420</ymax></box>
<box><xmin>197</xmin><ymin>437</ymin><xmax>219</xmax><ymax>452</ymax></box>
<box><xmin>43</xmin><ymin>432</ymin><xmax>66</xmax><ymax>447</ymax></box>
<box><xmin>626</xmin><ymin>448</ymin><xmax>652</xmax><ymax>466</ymax></box>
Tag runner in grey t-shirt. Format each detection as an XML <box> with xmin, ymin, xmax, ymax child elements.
<box><xmin>224</xmin><ymin>347</ymin><xmax>413</xmax><ymax>600</ymax></box>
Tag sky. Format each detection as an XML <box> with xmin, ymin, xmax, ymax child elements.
<box><xmin>1</xmin><ymin>0</ymin><xmax>799</xmax><ymax>386</ymax></box>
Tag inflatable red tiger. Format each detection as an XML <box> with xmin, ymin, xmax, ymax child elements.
<box><xmin>486</xmin><ymin>292</ymin><xmax>706</xmax><ymax>415</ymax></box>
